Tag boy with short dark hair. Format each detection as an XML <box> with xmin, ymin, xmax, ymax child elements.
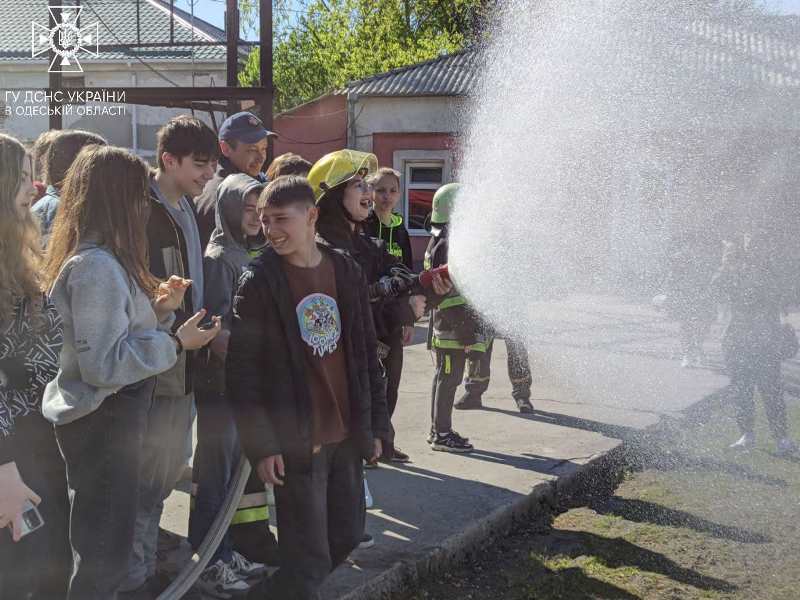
<box><xmin>121</xmin><ymin>115</ymin><xmax>221</xmax><ymax>597</ymax></box>
<box><xmin>228</xmin><ymin>175</ymin><xmax>389</xmax><ymax>600</ymax></box>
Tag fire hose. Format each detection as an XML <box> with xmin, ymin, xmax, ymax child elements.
<box><xmin>157</xmin><ymin>456</ymin><xmax>271</xmax><ymax>599</ymax></box>
<box><xmin>369</xmin><ymin>264</ymin><xmax>450</xmax><ymax>301</ymax></box>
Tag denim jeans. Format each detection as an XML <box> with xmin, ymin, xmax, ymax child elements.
<box><xmin>122</xmin><ymin>392</ymin><xmax>194</xmax><ymax>591</ymax></box>
<box><xmin>55</xmin><ymin>378</ymin><xmax>155</xmax><ymax>600</ymax></box>
<box><xmin>188</xmin><ymin>386</ymin><xmax>240</xmax><ymax>564</ymax></box>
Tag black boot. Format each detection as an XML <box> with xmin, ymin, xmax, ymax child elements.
<box><xmin>515</xmin><ymin>397</ymin><xmax>534</xmax><ymax>413</ymax></box>
<box><xmin>454</xmin><ymin>393</ymin><xmax>483</xmax><ymax>410</ymax></box>
<box><xmin>230</xmin><ymin>522</ymin><xmax>280</xmax><ymax>567</ymax></box>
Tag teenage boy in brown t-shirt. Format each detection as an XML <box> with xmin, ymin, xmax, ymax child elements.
<box><xmin>227</xmin><ymin>175</ymin><xmax>389</xmax><ymax>600</ymax></box>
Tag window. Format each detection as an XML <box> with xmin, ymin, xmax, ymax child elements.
<box><xmin>405</xmin><ymin>162</ymin><xmax>443</xmax><ymax>232</ymax></box>
<box><xmin>392</xmin><ymin>150</ymin><xmax>453</xmax><ymax>235</ymax></box>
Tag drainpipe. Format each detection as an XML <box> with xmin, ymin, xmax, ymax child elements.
<box><xmin>128</xmin><ymin>62</ymin><xmax>138</xmax><ymax>155</ymax></box>
<box><xmin>347</xmin><ymin>90</ymin><xmax>358</xmax><ymax>149</ymax></box>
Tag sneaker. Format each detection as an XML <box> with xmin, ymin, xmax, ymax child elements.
<box><xmin>729</xmin><ymin>432</ymin><xmax>755</xmax><ymax>451</ymax></box>
<box><xmin>426</xmin><ymin>429</ymin><xmax>436</xmax><ymax>444</ymax></box>
<box><xmin>776</xmin><ymin>438</ymin><xmax>798</xmax><ymax>456</ymax></box>
<box><xmin>431</xmin><ymin>431</ymin><xmax>474</xmax><ymax>453</ymax></box>
<box><xmin>196</xmin><ymin>560</ymin><xmax>250</xmax><ymax>599</ymax></box>
<box><xmin>229</xmin><ymin>550</ymin><xmax>267</xmax><ymax>580</ymax></box>
<box><xmin>454</xmin><ymin>394</ymin><xmax>483</xmax><ymax>410</ymax></box>
<box><xmin>391</xmin><ymin>447</ymin><xmax>411</xmax><ymax>463</ymax></box>
<box><xmin>358</xmin><ymin>533</ymin><xmax>375</xmax><ymax>549</ymax></box>
<box><xmin>515</xmin><ymin>398</ymin><xmax>534</xmax><ymax>413</ymax></box>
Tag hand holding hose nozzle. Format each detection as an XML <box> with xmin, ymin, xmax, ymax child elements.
<box><xmin>369</xmin><ymin>265</ymin><xmax>451</xmax><ymax>300</ymax></box>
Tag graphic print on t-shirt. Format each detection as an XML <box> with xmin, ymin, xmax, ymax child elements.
<box><xmin>296</xmin><ymin>293</ymin><xmax>341</xmax><ymax>357</ymax></box>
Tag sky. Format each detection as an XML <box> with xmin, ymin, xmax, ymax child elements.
<box><xmin>177</xmin><ymin>0</ymin><xmax>800</xmax><ymax>36</ymax></box>
<box><xmin>174</xmin><ymin>0</ymin><xmax>300</xmax><ymax>40</ymax></box>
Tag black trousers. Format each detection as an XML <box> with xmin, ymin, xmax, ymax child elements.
<box><xmin>56</xmin><ymin>378</ymin><xmax>155</xmax><ymax>600</ymax></box>
<box><xmin>258</xmin><ymin>438</ymin><xmax>364</xmax><ymax>600</ymax></box>
<box><xmin>463</xmin><ymin>338</ymin><xmax>532</xmax><ymax>401</ymax></box>
<box><xmin>0</xmin><ymin>414</ymin><xmax>71</xmax><ymax>600</ymax></box>
<box><xmin>382</xmin><ymin>331</ymin><xmax>404</xmax><ymax>454</ymax></box>
<box><xmin>431</xmin><ymin>348</ymin><xmax>467</xmax><ymax>433</ymax></box>
<box><xmin>730</xmin><ymin>357</ymin><xmax>788</xmax><ymax>440</ymax></box>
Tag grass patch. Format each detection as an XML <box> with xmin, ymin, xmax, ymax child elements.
<box><xmin>407</xmin><ymin>399</ymin><xmax>800</xmax><ymax>600</ymax></box>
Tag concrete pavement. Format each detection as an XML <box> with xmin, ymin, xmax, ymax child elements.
<box><xmin>162</xmin><ymin>295</ymin><xmax>741</xmax><ymax>599</ymax></box>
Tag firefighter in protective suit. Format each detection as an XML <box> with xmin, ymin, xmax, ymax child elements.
<box><xmin>455</xmin><ymin>336</ymin><xmax>534</xmax><ymax>413</ymax></box>
<box><xmin>425</xmin><ymin>183</ymin><xmax>486</xmax><ymax>453</ymax></box>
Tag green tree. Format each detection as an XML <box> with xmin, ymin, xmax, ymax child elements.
<box><xmin>239</xmin><ymin>0</ymin><xmax>489</xmax><ymax>112</ymax></box>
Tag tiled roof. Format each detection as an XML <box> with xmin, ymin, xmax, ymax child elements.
<box><xmin>342</xmin><ymin>49</ymin><xmax>479</xmax><ymax>97</ymax></box>
<box><xmin>341</xmin><ymin>15</ymin><xmax>800</xmax><ymax>98</ymax></box>
<box><xmin>0</xmin><ymin>0</ymin><xmax>231</xmax><ymax>63</ymax></box>
<box><xmin>681</xmin><ymin>16</ymin><xmax>800</xmax><ymax>87</ymax></box>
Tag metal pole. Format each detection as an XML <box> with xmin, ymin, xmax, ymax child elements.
<box><xmin>48</xmin><ymin>5</ymin><xmax>63</xmax><ymax>130</ymax></box>
<box><xmin>260</xmin><ymin>0</ymin><xmax>274</xmax><ymax>162</ymax></box>
<box><xmin>226</xmin><ymin>0</ymin><xmax>240</xmax><ymax>115</ymax></box>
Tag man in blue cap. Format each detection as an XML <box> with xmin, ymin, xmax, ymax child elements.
<box><xmin>194</xmin><ymin>111</ymin><xmax>277</xmax><ymax>249</ymax></box>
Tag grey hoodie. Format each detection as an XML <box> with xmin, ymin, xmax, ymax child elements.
<box><xmin>42</xmin><ymin>245</ymin><xmax>178</xmax><ymax>425</ymax></box>
<box><xmin>204</xmin><ymin>174</ymin><xmax>265</xmax><ymax>329</ymax></box>
<box><xmin>199</xmin><ymin>174</ymin><xmax>264</xmax><ymax>391</ymax></box>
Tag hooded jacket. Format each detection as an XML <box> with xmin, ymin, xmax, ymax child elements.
<box><xmin>194</xmin><ymin>157</ymin><xmax>267</xmax><ymax>250</ymax></box>
<box><xmin>364</xmin><ymin>211</ymin><xmax>413</xmax><ymax>270</ymax></box>
<box><xmin>227</xmin><ymin>245</ymin><xmax>390</xmax><ymax>471</ymax></box>
<box><xmin>198</xmin><ymin>174</ymin><xmax>264</xmax><ymax>391</ymax></box>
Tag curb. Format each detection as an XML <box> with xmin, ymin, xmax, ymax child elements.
<box><xmin>338</xmin><ymin>445</ymin><xmax>627</xmax><ymax>600</ymax></box>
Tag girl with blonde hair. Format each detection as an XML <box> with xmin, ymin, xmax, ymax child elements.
<box><xmin>0</xmin><ymin>132</ymin><xmax>68</xmax><ymax>598</ymax></box>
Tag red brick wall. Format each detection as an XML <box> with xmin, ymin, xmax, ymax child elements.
<box><xmin>371</xmin><ymin>132</ymin><xmax>458</xmax><ymax>169</ymax></box>
<box><xmin>272</xmin><ymin>94</ymin><xmax>347</xmax><ymax>163</ymax></box>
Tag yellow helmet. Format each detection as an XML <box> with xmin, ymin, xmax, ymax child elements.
<box><xmin>307</xmin><ymin>149</ymin><xmax>378</xmax><ymax>203</ymax></box>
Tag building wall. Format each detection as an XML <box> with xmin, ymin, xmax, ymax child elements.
<box><xmin>272</xmin><ymin>94</ymin><xmax>347</xmax><ymax>163</ymax></box>
<box><xmin>351</xmin><ymin>96</ymin><xmax>466</xmax><ymax>153</ymax></box>
<box><xmin>0</xmin><ymin>61</ymin><xmax>226</xmax><ymax>158</ymax></box>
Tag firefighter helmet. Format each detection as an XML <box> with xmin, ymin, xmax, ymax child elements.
<box><xmin>307</xmin><ymin>149</ymin><xmax>378</xmax><ymax>203</ymax></box>
<box><xmin>430</xmin><ymin>182</ymin><xmax>461</xmax><ymax>225</ymax></box>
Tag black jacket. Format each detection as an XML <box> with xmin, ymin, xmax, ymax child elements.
<box><xmin>363</xmin><ymin>212</ymin><xmax>413</xmax><ymax>270</ymax></box>
<box><xmin>711</xmin><ymin>235</ymin><xmax>788</xmax><ymax>367</ymax></box>
<box><xmin>317</xmin><ymin>226</ymin><xmax>416</xmax><ymax>342</ymax></box>
<box><xmin>194</xmin><ymin>158</ymin><xmax>267</xmax><ymax>250</ymax></box>
<box><xmin>226</xmin><ymin>245</ymin><xmax>390</xmax><ymax>471</ymax></box>
<box><xmin>425</xmin><ymin>225</ymin><xmax>486</xmax><ymax>349</ymax></box>
<box><xmin>147</xmin><ymin>192</ymin><xmax>195</xmax><ymax>394</ymax></box>
<box><xmin>0</xmin><ymin>297</ymin><xmax>62</xmax><ymax>465</ymax></box>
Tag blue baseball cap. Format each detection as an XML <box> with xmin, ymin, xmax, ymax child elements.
<box><xmin>219</xmin><ymin>111</ymin><xmax>277</xmax><ymax>144</ymax></box>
